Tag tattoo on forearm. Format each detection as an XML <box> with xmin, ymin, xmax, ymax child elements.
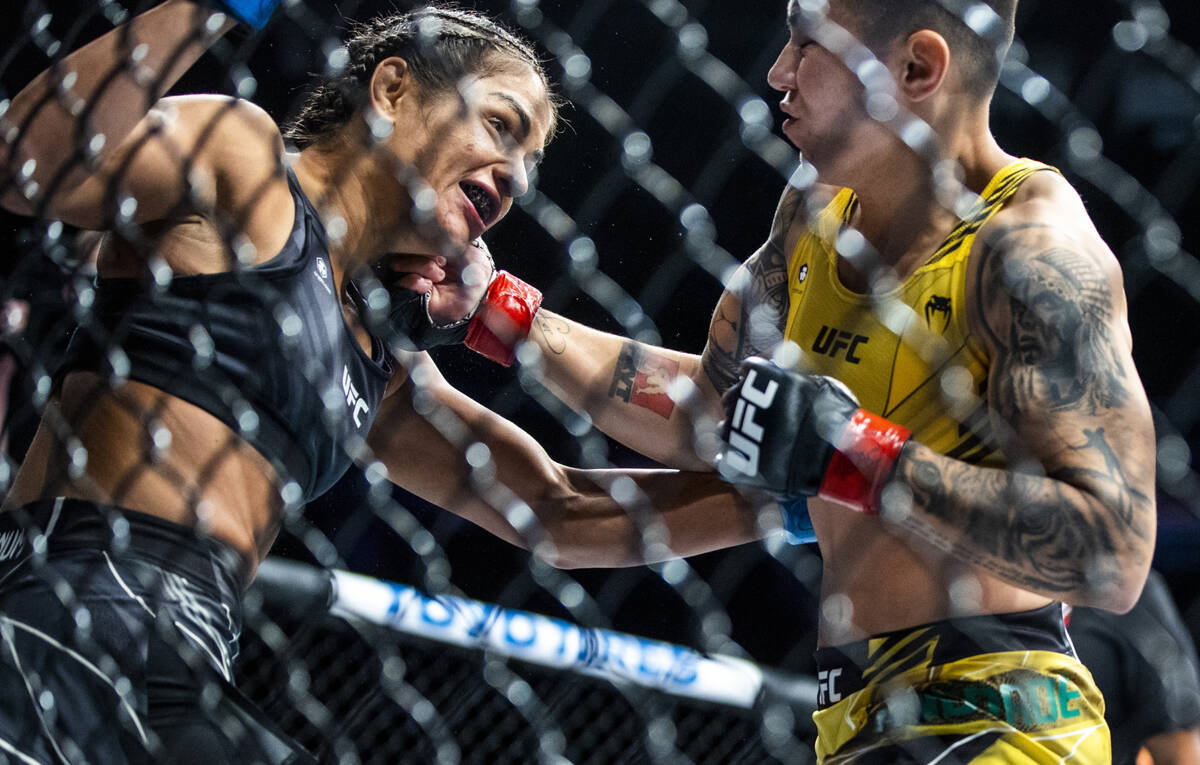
<box><xmin>702</xmin><ymin>304</ymin><xmax>743</xmax><ymax>393</ymax></box>
<box><xmin>901</xmin><ymin>446</ymin><xmax>1124</xmax><ymax>596</ymax></box>
<box><xmin>712</xmin><ymin>304</ymin><xmax>738</xmax><ymax>337</ymax></box>
<box><xmin>701</xmin><ymin>343</ymin><xmax>741</xmax><ymax>394</ymax></box>
<box><xmin>609</xmin><ymin>341</ymin><xmax>679</xmax><ymax>419</ymax></box>
<box><xmin>1059</xmin><ymin>427</ymin><xmax>1152</xmax><ymax>533</ymax></box>
<box><xmin>534</xmin><ymin>314</ymin><xmax>569</xmax><ymax>355</ymax></box>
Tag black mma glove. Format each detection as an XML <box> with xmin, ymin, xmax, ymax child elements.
<box><xmin>716</xmin><ymin>357</ymin><xmax>911</xmax><ymax>514</ymax></box>
<box><xmin>367</xmin><ymin>245</ymin><xmax>542</xmax><ymax>367</ymax></box>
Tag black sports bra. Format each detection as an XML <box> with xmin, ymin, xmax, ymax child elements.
<box><xmin>58</xmin><ymin>167</ymin><xmax>393</xmax><ymax>502</ymax></box>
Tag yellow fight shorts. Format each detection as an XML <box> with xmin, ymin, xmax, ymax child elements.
<box><xmin>812</xmin><ymin>603</ymin><xmax>1109</xmax><ymax>763</ymax></box>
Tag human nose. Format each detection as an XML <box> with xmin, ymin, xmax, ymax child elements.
<box><xmin>500</xmin><ymin>155</ymin><xmax>530</xmax><ymax>200</ymax></box>
<box><xmin>767</xmin><ymin>46</ymin><xmax>796</xmax><ymax>92</ymax></box>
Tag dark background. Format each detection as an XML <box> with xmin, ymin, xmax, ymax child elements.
<box><xmin>2</xmin><ymin>0</ymin><xmax>1199</xmax><ymax>679</ymax></box>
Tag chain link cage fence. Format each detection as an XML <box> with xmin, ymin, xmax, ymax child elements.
<box><xmin>0</xmin><ymin>0</ymin><xmax>1199</xmax><ymax>762</ymax></box>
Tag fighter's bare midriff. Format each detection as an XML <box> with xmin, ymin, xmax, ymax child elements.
<box><xmin>3</xmin><ymin>373</ymin><xmax>284</xmax><ymax>571</ymax></box>
<box><xmin>809</xmin><ymin>497</ymin><xmax>1052</xmax><ymax>643</ymax></box>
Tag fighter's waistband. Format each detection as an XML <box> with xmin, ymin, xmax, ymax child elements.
<box><xmin>0</xmin><ymin>498</ymin><xmax>249</xmax><ymax>594</ymax></box>
<box><xmin>813</xmin><ymin>603</ymin><xmax>1073</xmax><ymax>709</ymax></box>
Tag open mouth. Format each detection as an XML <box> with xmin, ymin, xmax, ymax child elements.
<box><xmin>460</xmin><ymin>181</ymin><xmax>499</xmax><ymax>226</ymax></box>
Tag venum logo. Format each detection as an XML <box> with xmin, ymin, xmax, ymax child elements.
<box><xmin>723</xmin><ymin>370</ymin><xmax>779</xmax><ymax>476</ymax></box>
<box><xmin>812</xmin><ymin>325</ymin><xmax>869</xmax><ymax>363</ymax></box>
<box><xmin>817</xmin><ymin>668</ymin><xmax>843</xmax><ymax>706</ymax></box>
<box><xmin>924</xmin><ymin>295</ymin><xmax>952</xmax><ymax>331</ymax></box>
<box><xmin>342</xmin><ymin>365</ymin><xmax>369</xmax><ymax>428</ymax></box>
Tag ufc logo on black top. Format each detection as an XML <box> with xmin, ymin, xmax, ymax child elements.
<box><xmin>723</xmin><ymin>370</ymin><xmax>779</xmax><ymax>476</ymax></box>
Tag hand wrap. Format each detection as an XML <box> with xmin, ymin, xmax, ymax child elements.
<box><xmin>717</xmin><ymin>357</ymin><xmax>910</xmax><ymax>514</ymax></box>
<box><xmin>779</xmin><ymin>497</ymin><xmax>816</xmax><ymax>545</ymax></box>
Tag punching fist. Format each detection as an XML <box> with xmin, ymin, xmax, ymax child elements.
<box><xmin>369</xmin><ymin>240</ymin><xmax>542</xmax><ymax>366</ymax></box>
<box><xmin>716</xmin><ymin>357</ymin><xmax>911</xmax><ymax>514</ymax></box>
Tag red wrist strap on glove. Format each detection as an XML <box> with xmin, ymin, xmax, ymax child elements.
<box><xmin>817</xmin><ymin>410</ymin><xmax>911</xmax><ymax>514</ymax></box>
<box><xmin>464</xmin><ymin>270</ymin><xmax>543</xmax><ymax>366</ymax></box>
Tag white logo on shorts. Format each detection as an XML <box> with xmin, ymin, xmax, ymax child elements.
<box><xmin>0</xmin><ymin>529</ymin><xmax>24</xmax><ymax>561</ymax></box>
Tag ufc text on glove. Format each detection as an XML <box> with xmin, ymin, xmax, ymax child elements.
<box><xmin>716</xmin><ymin>357</ymin><xmax>911</xmax><ymax>515</ymax></box>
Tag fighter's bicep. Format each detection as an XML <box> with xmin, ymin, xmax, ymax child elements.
<box><xmin>700</xmin><ymin>287</ymin><xmax>747</xmax><ymax>395</ymax></box>
<box><xmin>977</xmin><ymin>227</ymin><xmax>1154</xmax><ymax>506</ymax></box>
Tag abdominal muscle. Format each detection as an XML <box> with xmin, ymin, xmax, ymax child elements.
<box><xmin>808</xmin><ymin>498</ymin><xmax>1053</xmax><ymax>645</ymax></box>
<box><xmin>2</xmin><ymin>371</ymin><xmax>283</xmax><ymax>575</ymax></box>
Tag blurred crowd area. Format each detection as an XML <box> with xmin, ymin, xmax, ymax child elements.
<box><xmin>1</xmin><ymin>0</ymin><xmax>1199</xmax><ymax>753</ymax></box>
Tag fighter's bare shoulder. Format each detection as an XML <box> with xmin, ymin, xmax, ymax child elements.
<box><xmin>968</xmin><ymin>167</ymin><xmax>1129</xmax><ymax>352</ymax></box>
<box><xmin>150</xmin><ymin>95</ymin><xmax>286</xmax><ymax>201</ymax></box>
<box><xmin>978</xmin><ymin>169</ymin><xmax>1114</xmax><ymax>262</ymax></box>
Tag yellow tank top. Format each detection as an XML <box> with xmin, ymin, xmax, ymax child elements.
<box><xmin>784</xmin><ymin>159</ymin><xmax>1055</xmax><ymax>467</ymax></box>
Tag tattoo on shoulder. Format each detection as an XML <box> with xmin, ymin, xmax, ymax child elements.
<box><xmin>610</xmin><ymin>341</ymin><xmax>680</xmax><ymax>419</ymax></box>
<box><xmin>979</xmin><ymin>236</ymin><xmax>1128</xmax><ymax>416</ymax></box>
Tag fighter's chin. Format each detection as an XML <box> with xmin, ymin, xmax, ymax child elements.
<box><xmin>780</xmin><ymin>120</ymin><xmax>805</xmax><ymax>148</ymax></box>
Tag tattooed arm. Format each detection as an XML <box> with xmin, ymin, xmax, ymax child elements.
<box><xmin>886</xmin><ymin>202</ymin><xmax>1156</xmax><ymax>612</ymax></box>
<box><xmin>527</xmin><ymin>311</ymin><xmax>713</xmax><ymax>469</ymax></box>
<box><xmin>526</xmin><ymin>186</ymin><xmax>804</xmax><ymax>470</ymax></box>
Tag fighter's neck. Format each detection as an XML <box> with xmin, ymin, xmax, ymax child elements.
<box><xmin>837</xmin><ymin>134</ymin><xmax>1013</xmax><ymax>288</ymax></box>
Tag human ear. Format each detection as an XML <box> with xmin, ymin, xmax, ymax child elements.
<box><xmin>367</xmin><ymin>57</ymin><xmax>413</xmax><ymax>122</ymax></box>
<box><xmin>898</xmin><ymin>29</ymin><xmax>950</xmax><ymax>102</ymax></box>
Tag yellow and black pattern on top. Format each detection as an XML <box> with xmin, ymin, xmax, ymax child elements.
<box><xmin>812</xmin><ymin>605</ymin><xmax>1109</xmax><ymax>763</ymax></box>
<box><xmin>784</xmin><ymin>159</ymin><xmax>1056</xmax><ymax>467</ymax></box>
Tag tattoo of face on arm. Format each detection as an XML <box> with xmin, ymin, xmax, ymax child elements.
<box><xmin>983</xmin><ymin>244</ymin><xmax>1129</xmax><ymax>417</ymax></box>
<box><xmin>894</xmin><ymin>230</ymin><xmax>1153</xmax><ymax>600</ymax></box>
<box><xmin>610</xmin><ymin>341</ymin><xmax>680</xmax><ymax>419</ymax></box>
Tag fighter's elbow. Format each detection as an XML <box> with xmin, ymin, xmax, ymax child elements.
<box><xmin>1078</xmin><ymin>575</ymin><xmax>1143</xmax><ymax>615</ymax></box>
<box><xmin>1062</xmin><ymin>487</ymin><xmax>1155</xmax><ymax>613</ymax></box>
<box><xmin>1074</xmin><ymin>546</ymin><xmax>1151</xmax><ymax>614</ymax></box>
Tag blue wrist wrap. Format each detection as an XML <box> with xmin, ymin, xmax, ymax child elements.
<box><xmin>779</xmin><ymin>497</ymin><xmax>816</xmax><ymax>545</ymax></box>
<box><xmin>211</xmin><ymin>0</ymin><xmax>279</xmax><ymax>29</ymax></box>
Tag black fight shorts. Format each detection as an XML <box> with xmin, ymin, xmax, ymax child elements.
<box><xmin>0</xmin><ymin>499</ymin><xmax>316</xmax><ymax>764</ymax></box>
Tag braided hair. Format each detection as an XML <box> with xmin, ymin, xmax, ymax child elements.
<box><xmin>285</xmin><ymin>5</ymin><xmax>557</xmax><ymax>149</ymax></box>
